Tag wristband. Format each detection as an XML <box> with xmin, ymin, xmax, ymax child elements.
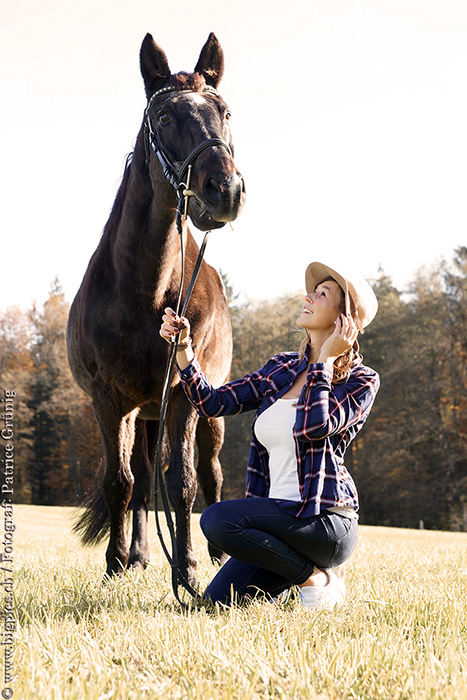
<box><xmin>176</xmin><ymin>337</ymin><xmax>192</xmax><ymax>352</ymax></box>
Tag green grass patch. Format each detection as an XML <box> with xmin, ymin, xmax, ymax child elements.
<box><xmin>6</xmin><ymin>505</ymin><xmax>467</xmax><ymax>699</ymax></box>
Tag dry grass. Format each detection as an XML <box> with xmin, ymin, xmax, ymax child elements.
<box><xmin>6</xmin><ymin>504</ymin><xmax>467</xmax><ymax>699</ymax></box>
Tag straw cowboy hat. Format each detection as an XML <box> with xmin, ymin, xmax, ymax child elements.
<box><xmin>305</xmin><ymin>261</ymin><xmax>378</xmax><ymax>333</ymax></box>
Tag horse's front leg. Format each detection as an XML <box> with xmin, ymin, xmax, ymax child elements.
<box><xmin>92</xmin><ymin>379</ymin><xmax>137</xmax><ymax>576</ymax></box>
<box><xmin>165</xmin><ymin>387</ymin><xmax>199</xmax><ymax>587</ymax></box>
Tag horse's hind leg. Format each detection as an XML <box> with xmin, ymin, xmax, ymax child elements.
<box><xmin>92</xmin><ymin>380</ymin><xmax>136</xmax><ymax>576</ymax></box>
<box><xmin>128</xmin><ymin>418</ymin><xmax>157</xmax><ymax>570</ymax></box>
<box><xmin>196</xmin><ymin>416</ymin><xmax>224</xmax><ymax>505</ymax></box>
<box><xmin>196</xmin><ymin>416</ymin><xmax>228</xmax><ymax>565</ymax></box>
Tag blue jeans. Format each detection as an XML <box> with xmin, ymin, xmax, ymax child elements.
<box><xmin>200</xmin><ymin>498</ymin><xmax>358</xmax><ymax>605</ymax></box>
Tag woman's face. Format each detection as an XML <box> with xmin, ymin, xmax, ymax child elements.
<box><xmin>297</xmin><ymin>279</ymin><xmax>344</xmax><ymax>333</ymax></box>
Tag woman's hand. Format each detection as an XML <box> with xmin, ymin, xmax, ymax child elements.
<box><xmin>318</xmin><ymin>314</ymin><xmax>358</xmax><ymax>365</ymax></box>
<box><xmin>160</xmin><ymin>307</ymin><xmax>194</xmax><ymax>369</ymax></box>
<box><xmin>160</xmin><ymin>307</ymin><xmax>191</xmax><ymax>345</ymax></box>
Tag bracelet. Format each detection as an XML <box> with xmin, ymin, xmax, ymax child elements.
<box><xmin>176</xmin><ymin>337</ymin><xmax>192</xmax><ymax>352</ymax></box>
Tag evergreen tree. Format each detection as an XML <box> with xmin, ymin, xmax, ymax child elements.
<box><xmin>222</xmin><ymin>291</ymin><xmax>306</xmax><ymax>500</ymax></box>
<box><xmin>0</xmin><ymin>307</ymin><xmax>35</xmax><ymax>502</ymax></box>
<box><xmin>27</xmin><ymin>281</ymin><xmax>102</xmax><ymax>505</ymax></box>
<box><xmin>0</xmin><ymin>253</ymin><xmax>466</xmax><ymax>529</ymax></box>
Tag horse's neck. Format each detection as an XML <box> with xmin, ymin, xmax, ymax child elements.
<box><xmin>113</xmin><ymin>148</ymin><xmax>183</xmax><ymax>305</ymax></box>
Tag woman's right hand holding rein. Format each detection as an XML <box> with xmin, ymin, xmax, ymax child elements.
<box><xmin>160</xmin><ymin>307</ymin><xmax>194</xmax><ymax>370</ymax></box>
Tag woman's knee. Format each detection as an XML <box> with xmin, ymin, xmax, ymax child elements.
<box><xmin>200</xmin><ymin>501</ymin><xmax>227</xmax><ymax>542</ymax></box>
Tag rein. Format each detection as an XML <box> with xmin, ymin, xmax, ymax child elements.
<box><xmin>146</xmin><ymin>84</ymin><xmax>229</xmax><ymax>608</ymax></box>
<box><xmin>153</xmin><ymin>228</ymin><xmax>208</xmax><ymax>609</ymax></box>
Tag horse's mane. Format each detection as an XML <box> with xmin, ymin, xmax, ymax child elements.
<box><xmin>103</xmin><ymin>152</ymin><xmax>134</xmax><ymax>236</ymax></box>
<box><xmin>103</xmin><ymin>72</ymin><xmax>207</xmax><ymax>239</ymax></box>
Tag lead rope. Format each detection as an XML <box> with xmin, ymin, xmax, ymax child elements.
<box><xmin>154</xmin><ymin>167</ymin><xmax>209</xmax><ymax>610</ymax></box>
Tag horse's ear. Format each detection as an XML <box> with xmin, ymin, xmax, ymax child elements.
<box><xmin>194</xmin><ymin>33</ymin><xmax>224</xmax><ymax>88</ymax></box>
<box><xmin>140</xmin><ymin>33</ymin><xmax>171</xmax><ymax>99</ymax></box>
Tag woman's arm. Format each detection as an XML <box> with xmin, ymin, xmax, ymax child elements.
<box><xmin>160</xmin><ymin>307</ymin><xmax>267</xmax><ymax>417</ymax></box>
<box><xmin>294</xmin><ymin>363</ymin><xmax>380</xmax><ymax>441</ymax></box>
<box><xmin>293</xmin><ymin>313</ymin><xmax>379</xmax><ymax>440</ymax></box>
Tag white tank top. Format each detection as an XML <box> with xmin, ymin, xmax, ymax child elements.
<box><xmin>254</xmin><ymin>398</ymin><xmax>301</xmax><ymax>501</ymax></box>
<box><xmin>254</xmin><ymin>397</ymin><xmax>358</xmax><ymax>519</ymax></box>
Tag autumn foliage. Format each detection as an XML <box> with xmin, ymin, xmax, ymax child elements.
<box><xmin>2</xmin><ymin>249</ymin><xmax>467</xmax><ymax>531</ymax></box>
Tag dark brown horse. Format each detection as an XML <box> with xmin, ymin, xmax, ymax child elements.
<box><xmin>67</xmin><ymin>33</ymin><xmax>245</xmax><ymax>585</ymax></box>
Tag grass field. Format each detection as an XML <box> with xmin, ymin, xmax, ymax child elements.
<box><xmin>5</xmin><ymin>504</ymin><xmax>467</xmax><ymax>699</ymax></box>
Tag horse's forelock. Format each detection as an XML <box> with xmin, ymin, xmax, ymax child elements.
<box><xmin>170</xmin><ymin>72</ymin><xmax>206</xmax><ymax>93</ymax></box>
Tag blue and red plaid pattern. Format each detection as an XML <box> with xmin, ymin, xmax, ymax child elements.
<box><xmin>178</xmin><ymin>348</ymin><xmax>380</xmax><ymax>517</ymax></box>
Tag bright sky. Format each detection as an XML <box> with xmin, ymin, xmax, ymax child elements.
<box><xmin>2</xmin><ymin>0</ymin><xmax>466</xmax><ymax>311</ymax></box>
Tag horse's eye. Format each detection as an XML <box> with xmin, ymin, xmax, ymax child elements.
<box><xmin>225</xmin><ymin>111</ymin><xmax>232</xmax><ymax>121</ymax></box>
<box><xmin>158</xmin><ymin>112</ymin><xmax>170</xmax><ymax>125</ymax></box>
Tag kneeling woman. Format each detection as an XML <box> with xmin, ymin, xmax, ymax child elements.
<box><xmin>159</xmin><ymin>261</ymin><xmax>380</xmax><ymax>610</ymax></box>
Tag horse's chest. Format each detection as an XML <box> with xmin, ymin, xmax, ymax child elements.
<box><xmin>93</xmin><ymin>320</ymin><xmax>170</xmax><ymax>394</ymax></box>
<box><xmin>138</xmin><ymin>401</ymin><xmax>162</xmax><ymax>420</ymax></box>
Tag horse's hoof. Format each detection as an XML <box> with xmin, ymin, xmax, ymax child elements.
<box><xmin>128</xmin><ymin>558</ymin><xmax>149</xmax><ymax>571</ymax></box>
<box><xmin>102</xmin><ymin>570</ymin><xmax>125</xmax><ymax>585</ymax></box>
<box><xmin>210</xmin><ymin>552</ymin><xmax>229</xmax><ymax>567</ymax></box>
<box><xmin>105</xmin><ymin>557</ymin><xmax>128</xmax><ymax>578</ymax></box>
<box><xmin>208</xmin><ymin>543</ymin><xmax>228</xmax><ymax>567</ymax></box>
<box><xmin>177</xmin><ymin>569</ymin><xmax>198</xmax><ymax>591</ymax></box>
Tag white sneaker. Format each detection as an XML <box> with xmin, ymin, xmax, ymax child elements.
<box><xmin>299</xmin><ymin>570</ymin><xmax>346</xmax><ymax>610</ymax></box>
<box><xmin>271</xmin><ymin>588</ymin><xmax>292</xmax><ymax>604</ymax></box>
<box><xmin>333</xmin><ymin>562</ymin><xmax>346</xmax><ymax>580</ymax></box>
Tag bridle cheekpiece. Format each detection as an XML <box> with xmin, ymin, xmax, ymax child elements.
<box><xmin>143</xmin><ymin>84</ymin><xmax>232</xmax><ymax>198</ymax></box>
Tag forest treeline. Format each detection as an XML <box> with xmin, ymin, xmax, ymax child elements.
<box><xmin>2</xmin><ymin>248</ymin><xmax>467</xmax><ymax>531</ymax></box>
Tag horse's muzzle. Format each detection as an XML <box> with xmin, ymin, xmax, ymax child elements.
<box><xmin>192</xmin><ymin>170</ymin><xmax>245</xmax><ymax>228</ymax></box>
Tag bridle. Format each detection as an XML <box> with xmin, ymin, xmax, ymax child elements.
<box><xmin>145</xmin><ymin>84</ymin><xmax>232</xmax><ymax>608</ymax></box>
<box><xmin>143</xmin><ymin>84</ymin><xmax>233</xmax><ymax>214</ymax></box>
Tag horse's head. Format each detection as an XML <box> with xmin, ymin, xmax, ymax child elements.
<box><xmin>140</xmin><ymin>33</ymin><xmax>246</xmax><ymax>232</ymax></box>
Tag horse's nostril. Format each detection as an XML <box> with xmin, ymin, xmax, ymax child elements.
<box><xmin>203</xmin><ymin>176</ymin><xmax>222</xmax><ymax>206</ymax></box>
<box><xmin>201</xmin><ymin>171</ymin><xmax>244</xmax><ymax>222</ymax></box>
<box><xmin>204</xmin><ymin>172</ymin><xmax>243</xmax><ymax>203</ymax></box>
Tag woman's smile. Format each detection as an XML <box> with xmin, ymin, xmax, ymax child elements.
<box><xmin>297</xmin><ymin>280</ymin><xmax>343</xmax><ymax>331</ymax></box>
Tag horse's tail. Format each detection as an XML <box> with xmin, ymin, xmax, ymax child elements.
<box><xmin>73</xmin><ymin>464</ymin><xmax>110</xmax><ymax>545</ymax></box>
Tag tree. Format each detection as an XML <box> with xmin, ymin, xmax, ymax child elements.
<box><xmin>441</xmin><ymin>247</ymin><xmax>467</xmax><ymax>528</ymax></box>
<box><xmin>221</xmin><ymin>291</ymin><xmax>306</xmax><ymax>499</ymax></box>
<box><xmin>355</xmin><ymin>262</ymin><xmax>467</xmax><ymax>530</ymax></box>
<box><xmin>28</xmin><ymin>281</ymin><xmax>102</xmax><ymax>505</ymax></box>
<box><xmin>0</xmin><ymin>306</ymin><xmax>35</xmax><ymax>502</ymax></box>
<box><xmin>1</xmin><ymin>253</ymin><xmax>466</xmax><ymax>530</ymax></box>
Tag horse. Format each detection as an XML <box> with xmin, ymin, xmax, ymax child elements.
<box><xmin>67</xmin><ymin>32</ymin><xmax>246</xmax><ymax>586</ymax></box>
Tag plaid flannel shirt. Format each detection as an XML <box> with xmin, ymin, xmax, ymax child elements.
<box><xmin>178</xmin><ymin>347</ymin><xmax>380</xmax><ymax>517</ymax></box>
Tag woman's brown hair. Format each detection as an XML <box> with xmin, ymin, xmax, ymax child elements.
<box><xmin>298</xmin><ymin>276</ymin><xmax>362</xmax><ymax>383</ymax></box>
